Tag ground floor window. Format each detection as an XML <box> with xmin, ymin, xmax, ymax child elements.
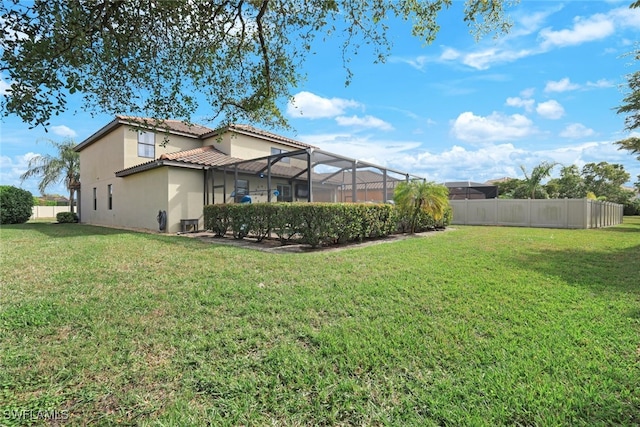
<box><xmin>107</xmin><ymin>184</ymin><xmax>113</xmax><ymax>210</ymax></box>
<box><xmin>93</xmin><ymin>187</ymin><xmax>97</xmax><ymax>210</ymax></box>
<box><xmin>234</xmin><ymin>179</ymin><xmax>249</xmax><ymax>203</ymax></box>
<box><xmin>276</xmin><ymin>184</ymin><xmax>292</xmax><ymax>202</ymax></box>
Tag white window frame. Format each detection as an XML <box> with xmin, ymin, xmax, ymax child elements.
<box><xmin>138</xmin><ymin>131</ymin><xmax>155</xmax><ymax>158</ymax></box>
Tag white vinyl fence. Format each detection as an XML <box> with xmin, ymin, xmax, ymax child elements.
<box><xmin>31</xmin><ymin>206</ymin><xmax>71</xmax><ymax>219</ymax></box>
<box><xmin>450</xmin><ymin>198</ymin><xmax>623</xmax><ymax>229</ymax></box>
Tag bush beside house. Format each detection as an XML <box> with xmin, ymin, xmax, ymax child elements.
<box><xmin>56</xmin><ymin>212</ymin><xmax>79</xmax><ymax>223</ymax></box>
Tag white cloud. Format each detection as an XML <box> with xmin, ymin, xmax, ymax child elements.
<box><xmin>586</xmin><ymin>79</ymin><xmax>615</xmax><ymax>88</ymax></box>
<box><xmin>520</xmin><ymin>88</ymin><xmax>536</xmax><ymax>98</ymax></box>
<box><xmin>536</xmin><ymin>100</ymin><xmax>565</xmax><ymax>119</ymax></box>
<box><xmin>431</xmin><ymin>5</ymin><xmax>634</xmax><ymax>72</ymax></box>
<box><xmin>539</xmin><ymin>13</ymin><xmax>615</xmax><ymax>48</ymax></box>
<box><xmin>450</xmin><ymin>112</ymin><xmax>536</xmax><ymax>143</ymax></box>
<box><xmin>609</xmin><ymin>6</ymin><xmax>640</xmax><ymax>30</ymax></box>
<box><xmin>295</xmin><ymin>130</ymin><xmax>639</xmax><ymax>187</ymax></box>
<box><xmin>299</xmin><ymin>132</ymin><xmax>421</xmax><ymax>167</ymax></box>
<box><xmin>559</xmin><ymin>123</ymin><xmax>595</xmax><ymax>139</ymax></box>
<box><xmin>394</xmin><ymin>139</ymin><xmax>636</xmax><ymax>184</ymax></box>
<box><xmin>461</xmin><ymin>47</ymin><xmax>534</xmax><ymax>71</ymax></box>
<box><xmin>544</xmin><ymin>78</ymin><xmax>580</xmax><ymax>93</ymax></box>
<box><xmin>398</xmin><ymin>143</ymin><xmax>528</xmax><ymax>183</ymax></box>
<box><xmin>0</xmin><ymin>79</ymin><xmax>10</xmax><ymax>95</ymax></box>
<box><xmin>287</xmin><ymin>91</ymin><xmax>360</xmax><ymax>119</ymax></box>
<box><xmin>335</xmin><ymin>115</ymin><xmax>393</xmax><ymax>131</ymax></box>
<box><xmin>505</xmin><ymin>97</ymin><xmax>535</xmax><ymax>112</ymax></box>
<box><xmin>439</xmin><ymin>48</ymin><xmax>460</xmax><ymax>61</ymax></box>
<box><xmin>512</xmin><ymin>6</ymin><xmax>564</xmax><ymax>37</ymax></box>
<box><xmin>50</xmin><ymin>125</ymin><xmax>78</xmax><ymax>138</ymax></box>
<box><xmin>0</xmin><ymin>152</ymin><xmax>54</xmax><ymax>196</ymax></box>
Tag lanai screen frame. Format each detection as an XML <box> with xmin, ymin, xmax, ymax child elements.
<box><xmin>209</xmin><ymin>148</ymin><xmax>424</xmax><ymax>204</ymax></box>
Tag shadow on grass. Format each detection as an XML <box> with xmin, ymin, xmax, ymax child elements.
<box><xmin>6</xmin><ymin>222</ymin><xmax>132</xmax><ymax>238</ymax></box>
<box><xmin>6</xmin><ymin>222</ymin><xmax>225</xmax><ymax>252</ymax></box>
<box><xmin>596</xmin><ymin>216</ymin><xmax>640</xmax><ymax>233</ymax></box>
<box><xmin>514</xmin><ymin>243</ymin><xmax>640</xmax><ymax>295</ymax></box>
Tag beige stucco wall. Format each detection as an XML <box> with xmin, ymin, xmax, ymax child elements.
<box><xmin>167</xmin><ymin>167</ymin><xmax>207</xmax><ymax>233</ymax></box>
<box><xmin>78</xmin><ymin>126</ymin><xmax>125</xmax><ymax>223</ymax></box>
<box><xmin>203</xmin><ymin>133</ymin><xmax>307</xmax><ymax>168</ymax></box>
<box><xmin>80</xmin><ymin>166</ymin><xmax>168</xmax><ymax>231</ymax></box>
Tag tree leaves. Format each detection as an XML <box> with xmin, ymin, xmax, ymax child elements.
<box><xmin>1</xmin><ymin>0</ymin><xmax>513</xmax><ymax>130</ymax></box>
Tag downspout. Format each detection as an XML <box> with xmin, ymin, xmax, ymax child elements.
<box><xmin>307</xmin><ymin>149</ymin><xmax>313</xmax><ymax>202</ymax></box>
<box><xmin>351</xmin><ymin>161</ymin><xmax>357</xmax><ymax>203</ymax></box>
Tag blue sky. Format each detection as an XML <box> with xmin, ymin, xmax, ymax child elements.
<box><xmin>2</xmin><ymin>0</ymin><xmax>639</xmax><ymax>197</ymax></box>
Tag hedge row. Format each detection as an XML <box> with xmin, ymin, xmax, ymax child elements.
<box><xmin>204</xmin><ymin>203</ymin><xmax>450</xmax><ymax>248</ymax></box>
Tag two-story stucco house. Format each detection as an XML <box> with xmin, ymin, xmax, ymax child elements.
<box><xmin>75</xmin><ymin>116</ymin><xmax>418</xmax><ymax>233</ymax></box>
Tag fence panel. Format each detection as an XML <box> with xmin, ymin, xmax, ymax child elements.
<box><xmin>450</xmin><ymin>199</ymin><xmax>623</xmax><ymax>229</ymax></box>
<box><xmin>31</xmin><ymin>206</ymin><xmax>71</xmax><ymax>219</ymax></box>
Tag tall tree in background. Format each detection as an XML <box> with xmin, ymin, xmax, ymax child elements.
<box><xmin>20</xmin><ymin>139</ymin><xmax>80</xmax><ymax>213</ymax></box>
<box><xmin>544</xmin><ymin>165</ymin><xmax>586</xmax><ymax>199</ymax></box>
<box><xmin>1</xmin><ymin>0</ymin><xmax>513</xmax><ymax>130</ymax></box>
<box><xmin>520</xmin><ymin>161</ymin><xmax>557</xmax><ymax>199</ymax></box>
<box><xmin>581</xmin><ymin>162</ymin><xmax>632</xmax><ymax>204</ymax></box>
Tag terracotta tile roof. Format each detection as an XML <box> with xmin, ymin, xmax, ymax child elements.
<box><xmin>116</xmin><ymin>115</ymin><xmax>215</xmax><ymax>137</ymax></box>
<box><xmin>159</xmin><ymin>145</ymin><xmax>240</xmax><ymax>166</ymax></box>
<box><xmin>206</xmin><ymin>123</ymin><xmax>317</xmax><ymax>150</ymax></box>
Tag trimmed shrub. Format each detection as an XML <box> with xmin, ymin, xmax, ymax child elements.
<box><xmin>0</xmin><ymin>185</ymin><xmax>33</xmax><ymax>224</ymax></box>
<box><xmin>271</xmin><ymin>203</ymin><xmax>300</xmax><ymax>245</ymax></box>
<box><xmin>203</xmin><ymin>201</ymin><xmax>448</xmax><ymax>248</ymax></box>
<box><xmin>56</xmin><ymin>211</ymin><xmax>78</xmax><ymax>223</ymax></box>
<box><xmin>203</xmin><ymin>204</ymin><xmax>230</xmax><ymax>236</ymax></box>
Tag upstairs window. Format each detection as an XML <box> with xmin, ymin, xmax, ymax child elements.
<box><xmin>271</xmin><ymin>147</ymin><xmax>290</xmax><ymax>163</ymax></box>
<box><xmin>138</xmin><ymin>131</ymin><xmax>155</xmax><ymax>158</ymax></box>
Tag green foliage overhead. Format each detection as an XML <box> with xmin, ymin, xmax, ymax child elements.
<box><xmin>1</xmin><ymin>0</ymin><xmax>513</xmax><ymax>130</ymax></box>
<box><xmin>614</xmin><ymin>136</ymin><xmax>640</xmax><ymax>161</ymax></box>
<box><xmin>20</xmin><ymin>138</ymin><xmax>79</xmax><ymax>213</ymax></box>
<box><xmin>615</xmin><ymin>3</ymin><xmax>640</xmax><ymax>138</ymax></box>
<box><xmin>616</xmin><ymin>54</ymin><xmax>640</xmax><ymax>133</ymax></box>
<box><xmin>0</xmin><ymin>185</ymin><xmax>33</xmax><ymax>224</ymax></box>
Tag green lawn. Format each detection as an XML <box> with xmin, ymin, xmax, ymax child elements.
<box><xmin>1</xmin><ymin>218</ymin><xmax>639</xmax><ymax>426</ymax></box>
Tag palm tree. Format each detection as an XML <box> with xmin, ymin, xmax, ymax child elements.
<box><xmin>393</xmin><ymin>180</ymin><xmax>449</xmax><ymax>233</ymax></box>
<box><xmin>20</xmin><ymin>138</ymin><xmax>80</xmax><ymax>213</ymax></box>
<box><xmin>520</xmin><ymin>161</ymin><xmax>558</xmax><ymax>199</ymax></box>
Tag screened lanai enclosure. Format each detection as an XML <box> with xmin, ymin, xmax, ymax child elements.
<box><xmin>444</xmin><ymin>181</ymin><xmax>498</xmax><ymax>200</ymax></box>
<box><xmin>203</xmin><ymin>148</ymin><xmax>424</xmax><ymax>205</ymax></box>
